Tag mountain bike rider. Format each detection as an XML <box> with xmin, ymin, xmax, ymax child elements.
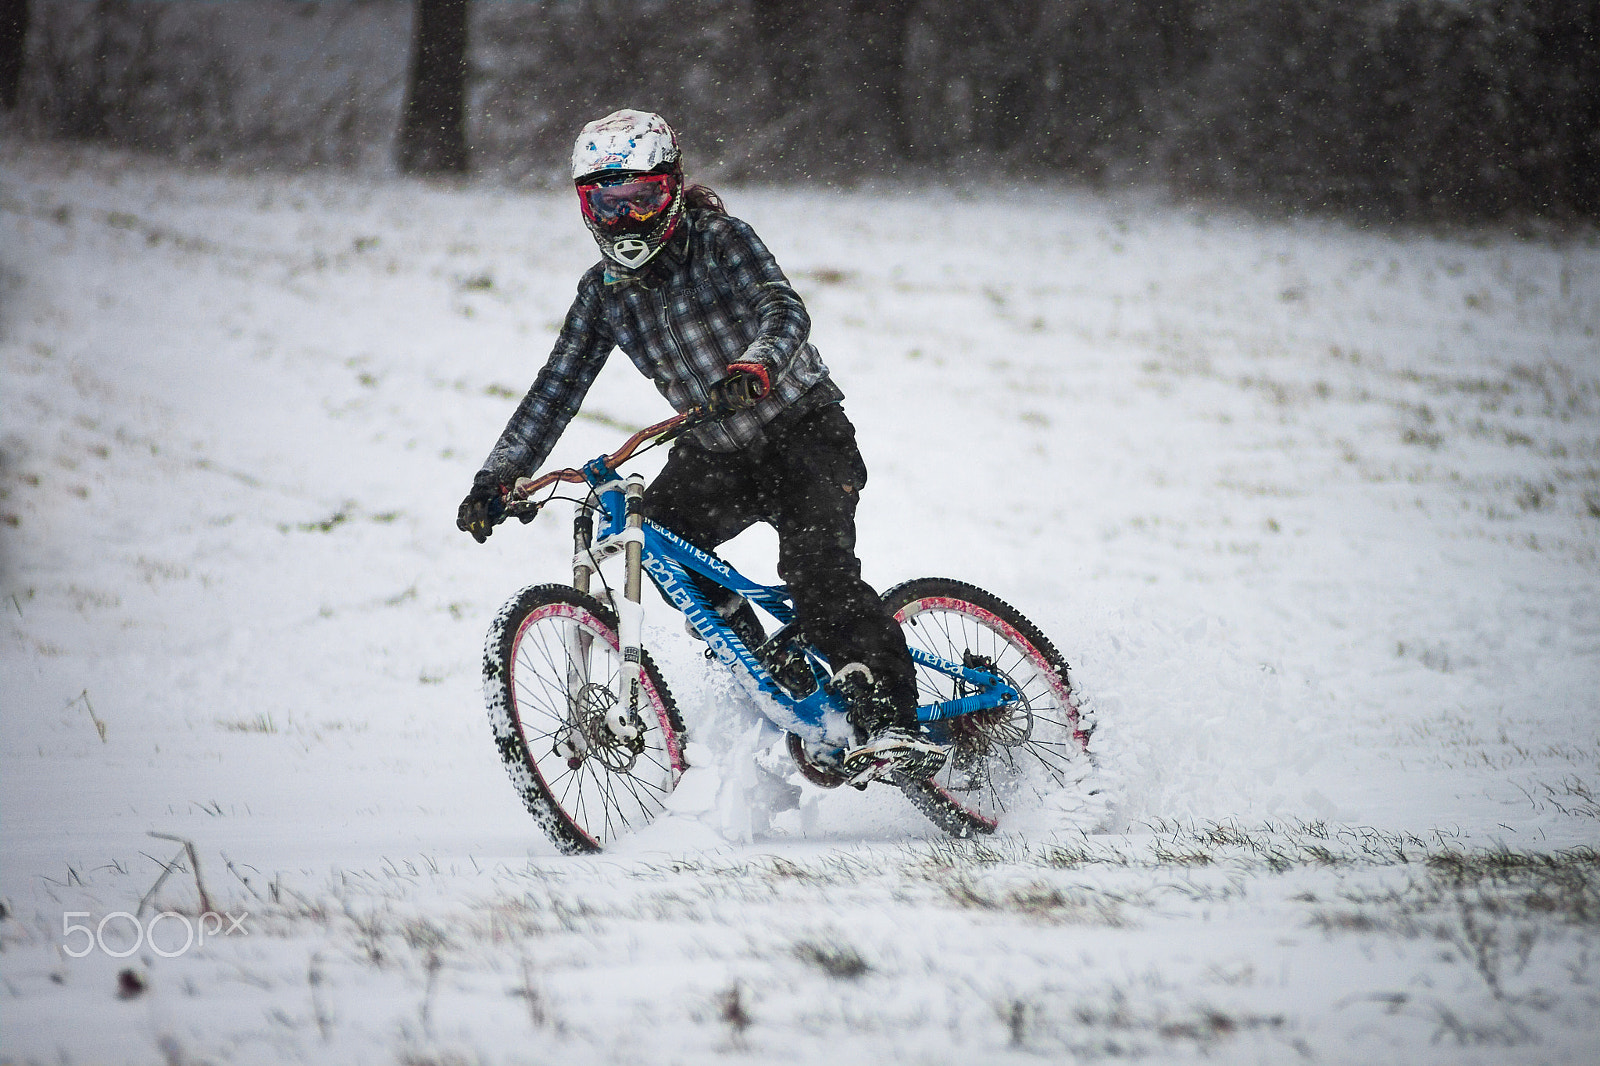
<box><xmin>456</xmin><ymin>109</ymin><xmax>945</xmax><ymax>780</ymax></box>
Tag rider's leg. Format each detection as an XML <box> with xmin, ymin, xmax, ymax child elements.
<box><xmin>642</xmin><ymin>407</ymin><xmax>911</xmax><ymax>703</ymax></box>
<box><xmin>641</xmin><ymin>438</ymin><xmax>758</xmax><ymax>548</ymax></box>
<box><xmin>763</xmin><ymin>406</ymin><xmax>921</xmax><ymax>734</ymax></box>
<box><xmin>642</xmin><ymin>406</ymin><xmax>939</xmax><ymax>776</ymax></box>
<box><xmin>639</xmin><ymin>440</ymin><xmax>767</xmax><ymax>648</ymax></box>
<box><xmin>766</xmin><ymin>421</ymin><xmax>943</xmax><ymax>780</ymax></box>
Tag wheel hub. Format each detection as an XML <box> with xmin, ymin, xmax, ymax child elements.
<box><xmin>947</xmin><ymin>652</ymin><xmax>1034</xmax><ymax>756</ymax></box>
<box><xmin>567</xmin><ymin>682</ymin><xmax>644</xmax><ymax>772</ymax></box>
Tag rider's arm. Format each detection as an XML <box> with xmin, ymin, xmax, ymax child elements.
<box><xmin>707</xmin><ymin>215</ymin><xmax>811</xmax><ymax>369</ymax></box>
<box><xmin>477</xmin><ymin>264</ymin><xmax>615</xmax><ymax>487</ymax></box>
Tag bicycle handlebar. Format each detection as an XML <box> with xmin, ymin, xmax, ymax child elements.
<box><xmin>504</xmin><ymin>409</ymin><xmax>693</xmax><ymax>506</ymax></box>
<box><xmin>501</xmin><ymin>361</ymin><xmax>772</xmax><ymax>513</ymax></box>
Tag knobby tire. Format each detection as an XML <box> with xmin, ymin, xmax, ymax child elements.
<box><xmin>883</xmin><ymin>577</ymin><xmax>1091</xmax><ymax>838</ymax></box>
<box><xmin>485</xmin><ymin>584</ymin><xmax>686</xmax><ymax>853</ymax></box>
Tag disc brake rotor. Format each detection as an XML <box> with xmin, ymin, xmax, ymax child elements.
<box><xmin>571</xmin><ymin>682</ymin><xmax>643</xmax><ymax>772</ymax></box>
<box><xmin>947</xmin><ymin>652</ymin><xmax>1034</xmax><ymax>756</ymax></box>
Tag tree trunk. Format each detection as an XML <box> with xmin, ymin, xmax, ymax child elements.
<box><xmin>749</xmin><ymin>0</ymin><xmax>914</xmax><ymax>167</ymax></box>
<box><xmin>398</xmin><ymin>0</ymin><xmax>469</xmax><ymax>175</ymax></box>
<box><xmin>0</xmin><ymin>0</ymin><xmax>27</xmax><ymax>111</ymax></box>
<box><xmin>852</xmin><ymin>0</ymin><xmax>915</xmax><ymax>156</ymax></box>
<box><xmin>749</xmin><ymin>0</ymin><xmax>817</xmax><ymax>113</ymax></box>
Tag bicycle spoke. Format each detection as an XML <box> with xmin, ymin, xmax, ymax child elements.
<box><xmin>610</xmin><ymin>768</ymin><xmax>658</xmax><ymax>820</ymax></box>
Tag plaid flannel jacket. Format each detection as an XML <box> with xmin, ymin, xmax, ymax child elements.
<box><xmin>478</xmin><ymin>210</ymin><xmax>839</xmax><ymax>484</ymax></box>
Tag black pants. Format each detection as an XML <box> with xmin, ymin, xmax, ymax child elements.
<box><xmin>642</xmin><ymin>403</ymin><xmax>916</xmax><ymax>714</ymax></box>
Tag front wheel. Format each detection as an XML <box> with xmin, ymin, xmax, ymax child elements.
<box><xmin>883</xmin><ymin>578</ymin><xmax>1092</xmax><ymax>837</ymax></box>
<box><xmin>484</xmin><ymin>584</ymin><xmax>686</xmax><ymax>853</ymax></box>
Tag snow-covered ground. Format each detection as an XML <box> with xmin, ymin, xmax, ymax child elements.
<box><xmin>3</xmin><ymin>137</ymin><xmax>1597</xmax><ymax>1064</ymax></box>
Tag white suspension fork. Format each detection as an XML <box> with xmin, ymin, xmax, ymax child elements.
<box><xmin>608</xmin><ymin>479</ymin><xmax>646</xmax><ymax>741</ymax></box>
<box><xmin>557</xmin><ymin>500</ymin><xmax>599</xmax><ymax>761</ymax></box>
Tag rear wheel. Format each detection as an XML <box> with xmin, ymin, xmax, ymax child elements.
<box><xmin>883</xmin><ymin>578</ymin><xmax>1091</xmax><ymax>836</ymax></box>
<box><xmin>484</xmin><ymin>584</ymin><xmax>685</xmax><ymax>853</ymax></box>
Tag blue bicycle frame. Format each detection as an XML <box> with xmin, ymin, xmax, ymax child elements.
<box><xmin>570</xmin><ymin>454</ymin><xmax>1018</xmax><ymax>754</ymax></box>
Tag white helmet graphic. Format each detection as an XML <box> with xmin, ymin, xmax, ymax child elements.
<box><xmin>571</xmin><ymin>108</ymin><xmax>680</xmax><ymax>180</ymax></box>
<box><xmin>572</xmin><ymin>110</ymin><xmax>686</xmax><ymax>270</ymax></box>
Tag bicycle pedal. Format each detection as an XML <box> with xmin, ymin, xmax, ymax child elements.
<box><xmin>840</xmin><ymin>749</ymin><xmax>881</xmax><ymax>776</ymax></box>
<box><xmin>846</xmin><ymin>763</ymin><xmax>890</xmax><ymax>788</ymax></box>
<box><xmin>844</xmin><ymin>736</ymin><xmax>948</xmax><ymax>783</ymax></box>
<box><xmin>841</xmin><ymin>751</ymin><xmax>894</xmax><ymax>788</ymax></box>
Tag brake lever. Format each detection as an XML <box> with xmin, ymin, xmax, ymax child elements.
<box><xmin>501</xmin><ymin>492</ymin><xmax>540</xmax><ymax>523</ymax></box>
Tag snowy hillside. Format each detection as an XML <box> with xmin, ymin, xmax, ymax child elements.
<box><xmin>2</xmin><ymin>137</ymin><xmax>1598</xmax><ymax>1064</ymax></box>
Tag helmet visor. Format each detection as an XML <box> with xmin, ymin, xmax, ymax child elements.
<box><xmin>577</xmin><ymin>173</ymin><xmax>676</xmax><ymax>230</ymax></box>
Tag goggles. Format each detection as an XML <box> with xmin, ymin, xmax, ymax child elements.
<box><xmin>577</xmin><ymin>172</ymin><xmax>676</xmax><ymax>229</ymax></box>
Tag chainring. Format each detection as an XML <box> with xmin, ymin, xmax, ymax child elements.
<box><xmin>785</xmin><ymin>732</ymin><xmax>852</xmax><ymax>789</ymax></box>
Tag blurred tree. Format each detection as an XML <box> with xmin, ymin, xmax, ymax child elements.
<box><xmin>750</xmin><ymin>0</ymin><xmax>915</xmax><ymax>168</ymax></box>
<box><xmin>849</xmin><ymin>0</ymin><xmax>916</xmax><ymax>154</ymax></box>
<box><xmin>749</xmin><ymin>0</ymin><xmax>807</xmax><ymax>94</ymax></box>
<box><xmin>0</xmin><ymin>0</ymin><xmax>26</xmax><ymax>110</ymax></box>
<box><xmin>1519</xmin><ymin>0</ymin><xmax>1600</xmax><ymax>218</ymax></box>
<box><xmin>398</xmin><ymin>0</ymin><xmax>469</xmax><ymax>174</ymax></box>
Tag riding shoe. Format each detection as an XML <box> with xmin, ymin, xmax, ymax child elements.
<box><xmin>830</xmin><ymin>663</ymin><xmax>948</xmax><ymax>780</ymax></box>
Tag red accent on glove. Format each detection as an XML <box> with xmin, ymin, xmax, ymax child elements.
<box><xmin>724</xmin><ymin>362</ymin><xmax>771</xmax><ymax>403</ymax></box>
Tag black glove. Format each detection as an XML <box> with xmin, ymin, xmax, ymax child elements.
<box><xmin>705</xmin><ymin>363</ymin><xmax>770</xmax><ymax>416</ymax></box>
<box><xmin>456</xmin><ymin>478</ymin><xmax>505</xmax><ymax>544</ymax></box>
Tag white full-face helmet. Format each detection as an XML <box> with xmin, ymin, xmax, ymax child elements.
<box><xmin>571</xmin><ymin>109</ymin><xmax>685</xmax><ymax>269</ymax></box>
